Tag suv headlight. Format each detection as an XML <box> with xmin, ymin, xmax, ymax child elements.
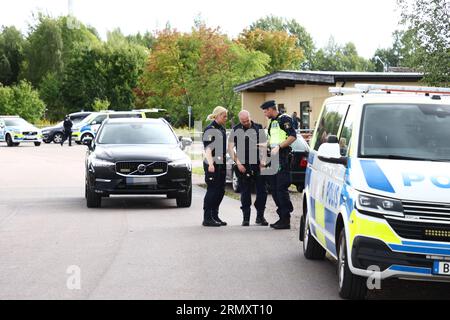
<box><xmin>91</xmin><ymin>158</ymin><xmax>115</xmax><ymax>168</ymax></box>
<box><xmin>169</xmin><ymin>159</ymin><xmax>192</xmax><ymax>171</ymax></box>
<box><xmin>356</xmin><ymin>192</ymin><xmax>404</xmax><ymax>217</ymax></box>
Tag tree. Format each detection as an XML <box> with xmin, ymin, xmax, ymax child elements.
<box><xmin>0</xmin><ymin>26</ymin><xmax>26</xmax><ymax>85</ymax></box>
<box><xmin>311</xmin><ymin>38</ymin><xmax>375</xmax><ymax>71</ymax></box>
<box><xmin>92</xmin><ymin>98</ymin><xmax>110</xmax><ymax>112</ymax></box>
<box><xmin>22</xmin><ymin>14</ymin><xmax>64</xmax><ymax>86</ymax></box>
<box><xmin>249</xmin><ymin>15</ymin><xmax>315</xmax><ymax>69</ymax></box>
<box><xmin>39</xmin><ymin>72</ymin><xmax>64</xmax><ymax>121</ymax></box>
<box><xmin>61</xmin><ymin>40</ymin><xmax>147</xmax><ymax>113</ymax></box>
<box><xmin>397</xmin><ymin>0</ymin><xmax>449</xmax><ymax>85</ymax></box>
<box><xmin>22</xmin><ymin>14</ymin><xmax>100</xmax><ymax>87</ymax></box>
<box><xmin>238</xmin><ymin>28</ymin><xmax>304</xmax><ymax>72</ymax></box>
<box><xmin>139</xmin><ymin>25</ymin><xmax>269</xmax><ymax>126</ymax></box>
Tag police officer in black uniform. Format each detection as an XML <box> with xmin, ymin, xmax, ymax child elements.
<box><xmin>202</xmin><ymin>106</ymin><xmax>228</xmax><ymax>227</ymax></box>
<box><xmin>228</xmin><ymin>110</ymin><xmax>268</xmax><ymax>227</ymax></box>
<box><xmin>61</xmin><ymin>115</ymin><xmax>73</xmax><ymax>147</ymax></box>
<box><xmin>261</xmin><ymin>101</ymin><xmax>297</xmax><ymax>230</ymax></box>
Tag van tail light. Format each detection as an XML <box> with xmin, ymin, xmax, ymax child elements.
<box><xmin>300</xmin><ymin>157</ymin><xmax>308</xmax><ymax>168</ymax></box>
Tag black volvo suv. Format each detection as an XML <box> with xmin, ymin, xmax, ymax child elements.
<box><xmin>84</xmin><ymin>118</ymin><xmax>192</xmax><ymax>208</ymax></box>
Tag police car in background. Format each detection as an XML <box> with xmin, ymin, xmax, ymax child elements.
<box><xmin>72</xmin><ymin>111</ymin><xmax>146</xmax><ymax>144</ymax></box>
<box><xmin>0</xmin><ymin>116</ymin><xmax>42</xmax><ymax>147</ymax></box>
<box><xmin>300</xmin><ymin>84</ymin><xmax>450</xmax><ymax>299</ymax></box>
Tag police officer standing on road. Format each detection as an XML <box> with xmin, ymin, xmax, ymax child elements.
<box><xmin>228</xmin><ymin>110</ymin><xmax>268</xmax><ymax>227</ymax></box>
<box><xmin>61</xmin><ymin>115</ymin><xmax>73</xmax><ymax>147</ymax></box>
<box><xmin>261</xmin><ymin>101</ymin><xmax>297</xmax><ymax>230</ymax></box>
<box><xmin>202</xmin><ymin>106</ymin><xmax>228</xmax><ymax>227</ymax></box>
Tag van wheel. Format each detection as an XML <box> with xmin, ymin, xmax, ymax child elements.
<box><xmin>337</xmin><ymin>229</ymin><xmax>367</xmax><ymax>300</ymax></box>
<box><xmin>302</xmin><ymin>211</ymin><xmax>326</xmax><ymax>260</ymax></box>
<box><xmin>34</xmin><ymin>142</ymin><xmax>41</xmax><ymax>147</ymax></box>
<box><xmin>86</xmin><ymin>182</ymin><xmax>101</xmax><ymax>208</ymax></box>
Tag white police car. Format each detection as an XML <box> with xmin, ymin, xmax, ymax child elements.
<box><xmin>300</xmin><ymin>84</ymin><xmax>450</xmax><ymax>299</ymax></box>
<box><xmin>0</xmin><ymin>116</ymin><xmax>42</xmax><ymax>147</ymax></box>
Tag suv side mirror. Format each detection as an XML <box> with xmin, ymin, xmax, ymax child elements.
<box><xmin>180</xmin><ymin>137</ymin><xmax>193</xmax><ymax>150</ymax></box>
<box><xmin>318</xmin><ymin>141</ymin><xmax>348</xmax><ymax>166</ymax></box>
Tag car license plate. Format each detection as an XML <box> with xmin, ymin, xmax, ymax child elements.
<box><xmin>26</xmin><ymin>136</ymin><xmax>36</xmax><ymax>140</ymax></box>
<box><xmin>126</xmin><ymin>177</ymin><xmax>157</xmax><ymax>186</ymax></box>
<box><xmin>433</xmin><ymin>261</ymin><xmax>450</xmax><ymax>276</ymax></box>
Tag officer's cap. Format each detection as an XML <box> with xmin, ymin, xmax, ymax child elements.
<box><xmin>260</xmin><ymin>100</ymin><xmax>277</xmax><ymax>110</ymax></box>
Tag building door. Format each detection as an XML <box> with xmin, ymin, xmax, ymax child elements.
<box><xmin>300</xmin><ymin>101</ymin><xmax>311</xmax><ymax>129</ymax></box>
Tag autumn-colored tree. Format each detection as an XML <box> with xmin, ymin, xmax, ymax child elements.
<box><xmin>249</xmin><ymin>15</ymin><xmax>315</xmax><ymax>70</ymax></box>
<box><xmin>238</xmin><ymin>28</ymin><xmax>304</xmax><ymax>72</ymax></box>
<box><xmin>139</xmin><ymin>25</ymin><xmax>269</xmax><ymax>126</ymax></box>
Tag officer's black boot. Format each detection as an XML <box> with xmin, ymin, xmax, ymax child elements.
<box><xmin>270</xmin><ymin>217</ymin><xmax>282</xmax><ymax>229</ymax></box>
<box><xmin>272</xmin><ymin>217</ymin><xmax>291</xmax><ymax>230</ymax></box>
<box><xmin>242</xmin><ymin>210</ymin><xmax>250</xmax><ymax>227</ymax></box>
<box><xmin>256</xmin><ymin>212</ymin><xmax>269</xmax><ymax>226</ymax></box>
<box><xmin>212</xmin><ymin>211</ymin><xmax>227</xmax><ymax>226</ymax></box>
<box><xmin>203</xmin><ymin>211</ymin><xmax>221</xmax><ymax>227</ymax></box>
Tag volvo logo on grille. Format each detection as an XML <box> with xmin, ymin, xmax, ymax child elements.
<box><xmin>137</xmin><ymin>164</ymin><xmax>147</xmax><ymax>173</ymax></box>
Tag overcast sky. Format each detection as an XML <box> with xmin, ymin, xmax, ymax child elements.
<box><xmin>0</xmin><ymin>0</ymin><xmax>403</xmax><ymax>58</ymax></box>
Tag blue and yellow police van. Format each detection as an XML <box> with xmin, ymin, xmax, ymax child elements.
<box><xmin>300</xmin><ymin>84</ymin><xmax>450</xmax><ymax>299</ymax></box>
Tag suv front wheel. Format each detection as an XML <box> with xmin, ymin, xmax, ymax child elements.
<box><xmin>176</xmin><ymin>186</ymin><xmax>192</xmax><ymax>208</ymax></box>
<box><xmin>86</xmin><ymin>180</ymin><xmax>102</xmax><ymax>208</ymax></box>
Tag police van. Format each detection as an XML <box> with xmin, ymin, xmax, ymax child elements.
<box><xmin>300</xmin><ymin>84</ymin><xmax>450</xmax><ymax>299</ymax></box>
<box><xmin>72</xmin><ymin>111</ymin><xmax>146</xmax><ymax>144</ymax></box>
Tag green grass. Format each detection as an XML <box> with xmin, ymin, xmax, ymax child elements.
<box><xmin>192</xmin><ymin>167</ymin><xmax>204</xmax><ymax>176</ymax></box>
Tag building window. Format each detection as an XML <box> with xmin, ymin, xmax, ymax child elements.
<box><xmin>300</xmin><ymin>101</ymin><xmax>311</xmax><ymax>130</ymax></box>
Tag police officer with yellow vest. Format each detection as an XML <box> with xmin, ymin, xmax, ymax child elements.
<box><xmin>261</xmin><ymin>100</ymin><xmax>297</xmax><ymax>230</ymax></box>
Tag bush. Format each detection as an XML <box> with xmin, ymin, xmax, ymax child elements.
<box><xmin>0</xmin><ymin>80</ymin><xmax>45</xmax><ymax>122</ymax></box>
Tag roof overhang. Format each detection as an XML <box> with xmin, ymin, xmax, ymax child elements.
<box><xmin>234</xmin><ymin>71</ymin><xmax>424</xmax><ymax>93</ymax></box>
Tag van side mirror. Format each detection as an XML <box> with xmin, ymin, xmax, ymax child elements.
<box><xmin>318</xmin><ymin>142</ymin><xmax>348</xmax><ymax>166</ymax></box>
<box><xmin>83</xmin><ymin>137</ymin><xmax>94</xmax><ymax>151</ymax></box>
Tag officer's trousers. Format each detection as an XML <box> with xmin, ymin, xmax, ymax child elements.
<box><xmin>61</xmin><ymin>130</ymin><xmax>72</xmax><ymax>146</ymax></box>
<box><xmin>203</xmin><ymin>163</ymin><xmax>226</xmax><ymax>220</ymax></box>
<box><xmin>269</xmin><ymin>168</ymin><xmax>293</xmax><ymax>219</ymax></box>
<box><xmin>239</xmin><ymin>166</ymin><xmax>267</xmax><ymax>221</ymax></box>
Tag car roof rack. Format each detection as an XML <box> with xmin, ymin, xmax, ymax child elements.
<box><xmin>330</xmin><ymin>84</ymin><xmax>450</xmax><ymax>97</ymax></box>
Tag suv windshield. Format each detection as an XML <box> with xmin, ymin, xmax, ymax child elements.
<box><xmin>4</xmin><ymin>118</ymin><xmax>29</xmax><ymax>127</ymax></box>
<box><xmin>361</xmin><ymin>103</ymin><xmax>450</xmax><ymax>161</ymax></box>
<box><xmin>97</xmin><ymin>122</ymin><xmax>178</xmax><ymax>145</ymax></box>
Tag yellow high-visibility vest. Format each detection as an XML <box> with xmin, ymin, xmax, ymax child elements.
<box><xmin>268</xmin><ymin>117</ymin><xmax>288</xmax><ymax>147</ymax></box>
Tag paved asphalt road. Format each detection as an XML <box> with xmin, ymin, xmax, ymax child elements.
<box><xmin>1</xmin><ymin>143</ymin><xmax>450</xmax><ymax>300</ymax></box>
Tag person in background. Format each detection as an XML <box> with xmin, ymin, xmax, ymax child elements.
<box><xmin>61</xmin><ymin>115</ymin><xmax>73</xmax><ymax>147</ymax></box>
<box><xmin>292</xmin><ymin>112</ymin><xmax>301</xmax><ymax>130</ymax></box>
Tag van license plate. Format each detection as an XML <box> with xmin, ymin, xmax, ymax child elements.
<box><xmin>126</xmin><ymin>177</ymin><xmax>157</xmax><ymax>186</ymax></box>
<box><xmin>433</xmin><ymin>261</ymin><xmax>450</xmax><ymax>276</ymax></box>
